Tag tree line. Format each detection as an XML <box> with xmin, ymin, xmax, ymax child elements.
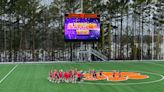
<box><xmin>0</xmin><ymin>0</ymin><xmax>164</xmax><ymax>62</ymax></box>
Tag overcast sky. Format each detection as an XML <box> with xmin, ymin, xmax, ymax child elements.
<box><xmin>41</xmin><ymin>0</ymin><xmax>53</xmax><ymax>5</ymax></box>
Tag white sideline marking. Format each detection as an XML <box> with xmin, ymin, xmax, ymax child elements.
<box><xmin>0</xmin><ymin>65</ymin><xmax>18</xmax><ymax>84</ymax></box>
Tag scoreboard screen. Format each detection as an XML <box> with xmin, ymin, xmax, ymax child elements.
<box><xmin>64</xmin><ymin>14</ymin><xmax>100</xmax><ymax>41</ymax></box>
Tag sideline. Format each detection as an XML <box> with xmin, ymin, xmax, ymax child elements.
<box><xmin>0</xmin><ymin>60</ymin><xmax>164</xmax><ymax>65</ymax></box>
<box><xmin>0</xmin><ymin>64</ymin><xmax>18</xmax><ymax>84</ymax></box>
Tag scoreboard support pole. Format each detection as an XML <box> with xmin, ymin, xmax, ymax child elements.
<box><xmin>70</xmin><ymin>43</ymin><xmax>73</xmax><ymax>61</ymax></box>
<box><xmin>80</xmin><ymin>42</ymin><xmax>83</xmax><ymax>61</ymax></box>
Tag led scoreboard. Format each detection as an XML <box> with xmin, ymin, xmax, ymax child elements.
<box><xmin>64</xmin><ymin>14</ymin><xmax>100</xmax><ymax>41</ymax></box>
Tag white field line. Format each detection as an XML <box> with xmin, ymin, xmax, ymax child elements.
<box><xmin>0</xmin><ymin>60</ymin><xmax>164</xmax><ymax>65</ymax></box>
<box><xmin>0</xmin><ymin>65</ymin><xmax>18</xmax><ymax>84</ymax></box>
<box><xmin>102</xmin><ymin>74</ymin><xmax>109</xmax><ymax>81</ymax></box>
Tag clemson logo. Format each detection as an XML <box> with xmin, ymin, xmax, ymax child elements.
<box><xmin>83</xmin><ymin>71</ymin><xmax>149</xmax><ymax>81</ymax></box>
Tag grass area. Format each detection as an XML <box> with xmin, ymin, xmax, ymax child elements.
<box><xmin>0</xmin><ymin>65</ymin><xmax>15</xmax><ymax>80</ymax></box>
<box><xmin>0</xmin><ymin>61</ymin><xmax>164</xmax><ymax>92</ymax></box>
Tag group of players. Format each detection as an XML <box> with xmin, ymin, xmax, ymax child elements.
<box><xmin>88</xmin><ymin>70</ymin><xmax>103</xmax><ymax>78</ymax></box>
<box><xmin>48</xmin><ymin>68</ymin><xmax>83</xmax><ymax>83</ymax></box>
<box><xmin>48</xmin><ymin>69</ymin><xmax>122</xmax><ymax>83</ymax></box>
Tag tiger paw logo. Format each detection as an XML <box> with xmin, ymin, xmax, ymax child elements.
<box><xmin>83</xmin><ymin>71</ymin><xmax>149</xmax><ymax>81</ymax></box>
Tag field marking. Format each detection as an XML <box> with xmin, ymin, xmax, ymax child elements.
<box><xmin>0</xmin><ymin>65</ymin><xmax>18</xmax><ymax>84</ymax></box>
<box><xmin>81</xmin><ymin>70</ymin><xmax>164</xmax><ymax>85</ymax></box>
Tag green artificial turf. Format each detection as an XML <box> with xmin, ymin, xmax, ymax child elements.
<box><xmin>0</xmin><ymin>61</ymin><xmax>164</xmax><ymax>92</ymax></box>
<box><xmin>0</xmin><ymin>65</ymin><xmax>15</xmax><ymax>80</ymax></box>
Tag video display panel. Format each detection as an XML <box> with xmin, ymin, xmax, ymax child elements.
<box><xmin>64</xmin><ymin>14</ymin><xmax>100</xmax><ymax>41</ymax></box>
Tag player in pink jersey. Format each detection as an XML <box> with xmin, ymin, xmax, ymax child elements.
<box><xmin>59</xmin><ymin>69</ymin><xmax>63</xmax><ymax>82</ymax></box>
